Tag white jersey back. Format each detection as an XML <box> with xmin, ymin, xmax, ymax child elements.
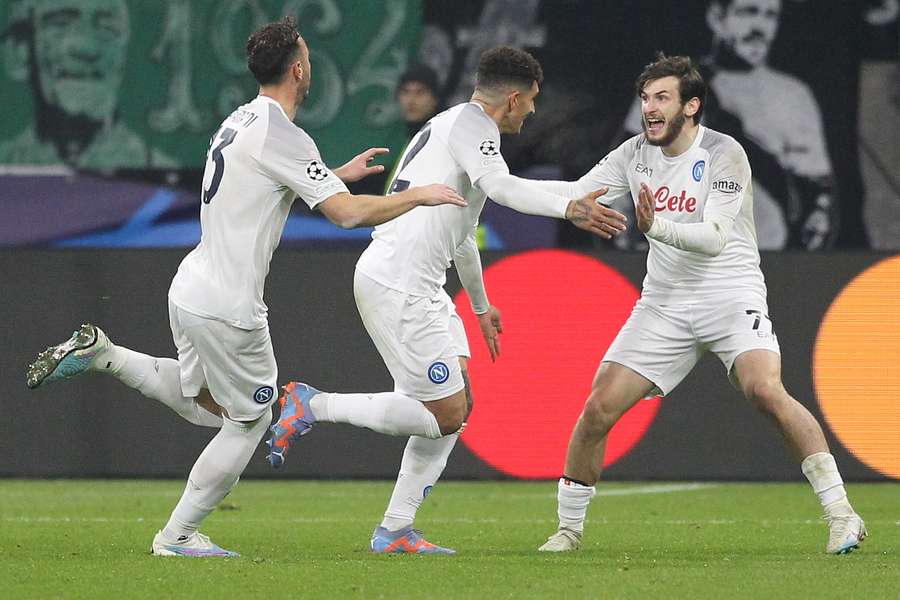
<box><xmin>580</xmin><ymin>126</ymin><xmax>766</xmax><ymax>303</ymax></box>
<box><xmin>169</xmin><ymin>96</ymin><xmax>348</xmax><ymax>329</ymax></box>
<box><xmin>356</xmin><ymin>102</ymin><xmax>508</xmax><ymax>296</ymax></box>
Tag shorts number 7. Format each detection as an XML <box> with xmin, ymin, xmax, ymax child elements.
<box><xmin>745</xmin><ymin>309</ymin><xmax>765</xmax><ymax>330</ymax></box>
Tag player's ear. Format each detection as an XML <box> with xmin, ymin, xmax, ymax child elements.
<box><xmin>684</xmin><ymin>96</ymin><xmax>700</xmax><ymax>120</ymax></box>
<box><xmin>507</xmin><ymin>89</ymin><xmax>520</xmax><ymax>112</ymax></box>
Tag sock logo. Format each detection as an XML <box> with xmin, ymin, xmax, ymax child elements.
<box><xmin>427</xmin><ymin>361</ymin><xmax>449</xmax><ymax>384</ymax></box>
<box><xmin>253</xmin><ymin>385</ymin><xmax>274</xmax><ymax>404</ymax></box>
<box><xmin>423</xmin><ymin>485</ymin><xmax>433</xmax><ymax>499</ymax></box>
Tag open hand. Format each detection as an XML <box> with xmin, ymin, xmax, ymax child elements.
<box><xmin>415</xmin><ymin>184</ymin><xmax>467</xmax><ymax>207</ymax></box>
<box><xmin>636</xmin><ymin>182</ymin><xmax>655</xmax><ymax>233</ymax></box>
<box><xmin>335</xmin><ymin>147</ymin><xmax>389</xmax><ymax>183</ymax></box>
<box><xmin>565</xmin><ymin>188</ymin><xmax>627</xmax><ymax>239</ymax></box>
<box><xmin>477</xmin><ymin>305</ymin><xmax>503</xmax><ymax>362</ymax></box>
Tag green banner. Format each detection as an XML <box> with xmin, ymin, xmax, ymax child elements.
<box><xmin>0</xmin><ymin>0</ymin><xmax>421</xmax><ymax>171</ymax></box>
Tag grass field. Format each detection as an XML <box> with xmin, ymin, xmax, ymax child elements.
<box><xmin>0</xmin><ymin>480</ymin><xmax>896</xmax><ymax>599</ymax></box>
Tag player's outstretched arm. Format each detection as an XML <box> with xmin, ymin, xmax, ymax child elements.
<box><xmin>316</xmin><ymin>185</ymin><xmax>466</xmax><ymax>229</ymax></box>
<box><xmin>478</xmin><ymin>172</ymin><xmax>627</xmax><ymax>240</ymax></box>
<box><xmin>332</xmin><ymin>147</ymin><xmax>389</xmax><ymax>183</ymax></box>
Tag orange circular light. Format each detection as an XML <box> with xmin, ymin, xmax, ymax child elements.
<box><xmin>813</xmin><ymin>255</ymin><xmax>900</xmax><ymax>479</ymax></box>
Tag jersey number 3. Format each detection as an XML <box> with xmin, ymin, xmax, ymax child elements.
<box><xmin>202</xmin><ymin>127</ymin><xmax>238</xmax><ymax>204</ymax></box>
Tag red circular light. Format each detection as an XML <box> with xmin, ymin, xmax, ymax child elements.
<box><xmin>456</xmin><ymin>249</ymin><xmax>661</xmax><ymax>479</ymax></box>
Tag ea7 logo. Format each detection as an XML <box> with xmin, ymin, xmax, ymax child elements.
<box><xmin>712</xmin><ymin>179</ymin><xmax>742</xmax><ymax>193</ymax></box>
<box><xmin>635</xmin><ymin>162</ymin><xmax>653</xmax><ymax>177</ymax></box>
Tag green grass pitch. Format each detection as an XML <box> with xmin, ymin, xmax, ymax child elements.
<box><xmin>0</xmin><ymin>480</ymin><xmax>896</xmax><ymax>599</ymax></box>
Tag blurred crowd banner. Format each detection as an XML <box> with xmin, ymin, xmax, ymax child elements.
<box><xmin>1</xmin><ymin>0</ymin><xmax>898</xmax><ymax>250</ymax></box>
<box><xmin>0</xmin><ymin>0</ymin><xmax>419</xmax><ymax>245</ymax></box>
<box><xmin>3</xmin><ymin>249</ymin><xmax>898</xmax><ymax>480</ymax></box>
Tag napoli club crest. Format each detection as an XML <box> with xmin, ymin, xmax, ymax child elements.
<box><xmin>692</xmin><ymin>160</ymin><xmax>705</xmax><ymax>182</ymax></box>
<box><xmin>253</xmin><ymin>385</ymin><xmax>274</xmax><ymax>404</ymax></box>
<box><xmin>428</xmin><ymin>361</ymin><xmax>450</xmax><ymax>384</ymax></box>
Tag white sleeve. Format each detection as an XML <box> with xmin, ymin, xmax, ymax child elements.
<box><xmin>478</xmin><ymin>171</ymin><xmax>570</xmax><ymax>219</ymax></box>
<box><xmin>453</xmin><ymin>232</ymin><xmax>489</xmax><ymax>314</ymax></box>
<box><xmin>645</xmin><ymin>142</ymin><xmax>751</xmax><ymax>257</ymax></box>
<box><xmin>526</xmin><ymin>136</ymin><xmax>638</xmax><ymax>203</ymax></box>
<box><xmin>446</xmin><ymin>104</ymin><xmax>510</xmax><ymax>184</ymax></box>
<box><xmin>259</xmin><ymin>115</ymin><xmax>348</xmax><ymax>209</ymax></box>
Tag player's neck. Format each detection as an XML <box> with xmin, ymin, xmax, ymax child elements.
<box><xmin>259</xmin><ymin>87</ymin><xmax>299</xmax><ymax>121</ymax></box>
<box><xmin>662</xmin><ymin>122</ymin><xmax>700</xmax><ymax>158</ymax></box>
<box><xmin>469</xmin><ymin>94</ymin><xmax>503</xmax><ymax>126</ymax></box>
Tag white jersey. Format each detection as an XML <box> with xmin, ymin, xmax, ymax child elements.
<box><xmin>579</xmin><ymin>126</ymin><xmax>766</xmax><ymax>304</ymax></box>
<box><xmin>355</xmin><ymin>102</ymin><xmax>508</xmax><ymax>297</ymax></box>
<box><xmin>169</xmin><ymin>96</ymin><xmax>348</xmax><ymax>329</ymax></box>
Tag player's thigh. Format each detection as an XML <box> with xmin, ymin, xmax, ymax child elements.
<box><xmin>700</xmin><ymin>298</ymin><xmax>781</xmax><ymax>391</ymax></box>
<box><xmin>354</xmin><ymin>271</ymin><xmax>464</xmax><ymax>402</ymax></box>
<box><xmin>602</xmin><ymin>300</ymin><xmax>703</xmax><ymax>396</ymax></box>
<box><xmin>168</xmin><ymin>299</ymin><xmax>205</xmax><ymax>398</ymax></box>
<box><xmin>582</xmin><ymin>361</ymin><xmax>658</xmax><ymax>428</ymax></box>
<box><xmin>178</xmin><ymin>312</ymin><xmax>277</xmax><ymax>421</ymax></box>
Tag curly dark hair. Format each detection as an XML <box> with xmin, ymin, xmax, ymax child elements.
<box><xmin>635</xmin><ymin>53</ymin><xmax>707</xmax><ymax>122</ymax></box>
<box><xmin>246</xmin><ymin>17</ymin><xmax>302</xmax><ymax>86</ymax></box>
<box><xmin>476</xmin><ymin>46</ymin><xmax>543</xmax><ymax>92</ymax></box>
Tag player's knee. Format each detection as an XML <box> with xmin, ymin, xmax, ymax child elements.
<box><xmin>436</xmin><ymin>409</ymin><xmax>465</xmax><ymax>435</ymax></box>
<box><xmin>580</xmin><ymin>393</ymin><xmax>620</xmax><ymax>435</ymax></box>
<box><xmin>744</xmin><ymin>378</ymin><xmax>788</xmax><ymax>415</ymax></box>
<box><xmin>427</xmin><ymin>389</ymin><xmax>467</xmax><ymax>435</ymax></box>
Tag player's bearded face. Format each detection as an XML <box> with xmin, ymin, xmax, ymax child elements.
<box><xmin>643</xmin><ymin>108</ymin><xmax>686</xmax><ymax>148</ymax></box>
<box><xmin>641</xmin><ymin>77</ymin><xmax>689</xmax><ymax>147</ymax></box>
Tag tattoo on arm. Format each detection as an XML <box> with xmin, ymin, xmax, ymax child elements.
<box><xmin>568</xmin><ymin>198</ymin><xmax>590</xmax><ymax>223</ymax></box>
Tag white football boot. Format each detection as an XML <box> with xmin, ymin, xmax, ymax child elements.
<box><xmin>538</xmin><ymin>527</ymin><xmax>582</xmax><ymax>552</ymax></box>
<box><xmin>151</xmin><ymin>530</ymin><xmax>239</xmax><ymax>558</ymax></box>
<box><xmin>825</xmin><ymin>512</ymin><xmax>867</xmax><ymax>555</ymax></box>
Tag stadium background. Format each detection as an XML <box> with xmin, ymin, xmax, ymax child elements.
<box><xmin>0</xmin><ymin>0</ymin><xmax>897</xmax><ymax>483</ymax></box>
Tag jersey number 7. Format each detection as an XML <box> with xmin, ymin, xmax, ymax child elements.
<box><xmin>388</xmin><ymin>125</ymin><xmax>431</xmax><ymax>194</ymax></box>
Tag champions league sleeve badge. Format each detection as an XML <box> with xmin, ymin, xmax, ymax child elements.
<box><xmin>306</xmin><ymin>160</ymin><xmax>329</xmax><ymax>181</ymax></box>
<box><xmin>479</xmin><ymin>139</ymin><xmax>499</xmax><ymax>156</ymax></box>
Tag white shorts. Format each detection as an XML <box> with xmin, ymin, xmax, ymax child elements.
<box><xmin>168</xmin><ymin>299</ymin><xmax>277</xmax><ymax>421</ymax></box>
<box><xmin>354</xmin><ymin>270</ymin><xmax>469</xmax><ymax>401</ymax></box>
<box><xmin>603</xmin><ymin>296</ymin><xmax>781</xmax><ymax>396</ymax></box>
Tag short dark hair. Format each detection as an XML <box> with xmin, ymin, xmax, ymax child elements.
<box><xmin>635</xmin><ymin>53</ymin><xmax>707</xmax><ymax>122</ymax></box>
<box><xmin>246</xmin><ymin>17</ymin><xmax>302</xmax><ymax>86</ymax></box>
<box><xmin>476</xmin><ymin>46</ymin><xmax>543</xmax><ymax>92</ymax></box>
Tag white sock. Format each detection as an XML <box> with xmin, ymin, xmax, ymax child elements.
<box><xmin>161</xmin><ymin>415</ymin><xmax>267</xmax><ymax>541</ymax></box>
<box><xmin>557</xmin><ymin>477</ymin><xmax>596</xmax><ymax>534</ymax></box>
<box><xmin>380</xmin><ymin>434</ymin><xmax>459</xmax><ymax>531</ymax></box>
<box><xmin>801</xmin><ymin>452</ymin><xmax>852</xmax><ymax>515</ymax></box>
<box><xmin>97</xmin><ymin>346</ymin><xmax>221</xmax><ymax>428</ymax></box>
<box><xmin>310</xmin><ymin>391</ymin><xmax>442</xmax><ymax>439</ymax></box>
